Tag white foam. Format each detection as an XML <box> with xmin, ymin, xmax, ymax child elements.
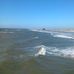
<box><xmin>35</xmin><ymin>47</ymin><xmax>46</xmax><ymax>56</ymax></box>
<box><xmin>31</xmin><ymin>29</ymin><xmax>50</xmax><ymax>33</ymax></box>
<box><xmin>34</xmin><ymin>37</ymin><xmax>39</xmax><ymax>39</ymax></box>
<box><xmin>53</xmin><ymin>34</ymin><xmax>74</xmax><ymax>39</ymax></box>
<box><xmin>31</xmin><ymin>29</ymin><xmax>74</xmax><ymax>39</ymax></box>
<box><xmin>34</xmin><ymin>45</ymin><xmax>74</xmax><ymax>58</ymax></box>
<box><xmin>35</xmin><ymin>45</ymin><xmax>46</xmax><ymax>56</ymax></box>
<box><xmin>46</xmin><ymin>46</ymin><xmax>74</xmax><ymax>58</ymax></box>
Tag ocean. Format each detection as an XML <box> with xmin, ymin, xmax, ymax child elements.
<box><xmin>0</xmin><ymin>29</ymin><xmax>74</xmax><ymax>74</ymax></box>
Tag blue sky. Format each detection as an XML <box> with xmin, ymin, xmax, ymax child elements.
<box><xmin>0</xmin><ymin>0</ymin><xmax>74</xmax><ymax>29</ymax></box>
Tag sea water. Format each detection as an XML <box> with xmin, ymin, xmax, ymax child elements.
<box><xmin>0</xmin><ymin>29</ymin><xmax>74</xmax><ymax>74</ymax></box>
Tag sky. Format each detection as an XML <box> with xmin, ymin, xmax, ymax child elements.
<box><xmin>0</xmin><ymin>0</ymin><xmax>74</xmax><ymax>29</ymax></box>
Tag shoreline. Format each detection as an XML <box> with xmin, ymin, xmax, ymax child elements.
<box><xmin>31</xmin><ymin>29</ymin><xmax>74</xmax><ymax>33</ymax></box>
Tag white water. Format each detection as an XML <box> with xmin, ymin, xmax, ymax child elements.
<box><xmin>52</xmin><ymin>34</ymin><xmax>74</xmax><ymax>39</ymax></box>
<box><xmin>47</xmin><ymin>47</ymin><xmax>74</xmax><ymax>58</ymax></box>
<box><xmin>35</xmin><ymin>45</ymin><xmax>46</xmax><ymax>56</ymax></box>
<box><xmin>34</xmin><ymin>45</ymin><xmax>74</xmax><ymax>58</ymax></box>
<box><xmin>31</xmin><ymin>29</ymin><xmax>74</xmax><ymax>39</ymax></box>
<box><xmin>35</xmin><ymin>47</ymin><xmax>46</xmax><ymax>56</ymax></box>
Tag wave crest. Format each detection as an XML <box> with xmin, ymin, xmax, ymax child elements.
<box><xmin>34</xmin><ymin>45</ymin><xmax>46</xmax><ymax>56</ymax></box>
<box><xmin>34</xmin><ymin>45</ymin><xmax>74</xmax><ymax>58</ymax></box>
<box><xmin>50</xmin><ymin>32</ymin><xmax>74</xmax><ymax>39</ymax></box>
<box><xmin>46</xmin><ymin>46</ymin><xmax>74</xmax><ymax>58</ymax></box>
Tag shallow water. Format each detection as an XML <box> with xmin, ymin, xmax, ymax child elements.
<box><xmin>0</xmin><ymin>29</ymin><xmax>74</xmax><ymax>74</ymax></box>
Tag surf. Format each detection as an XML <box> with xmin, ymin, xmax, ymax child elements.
<box><xmin>52</xmin><ymin>34</ymin><xmax>74</xmax><ymax>39</ymax></box>
<box><xmin>34</xmin><ymin>45</ymin><xmax>74</xmax><ymax>59</ymax></box>
<box><xmin>35</xmin><ymin>46</ymin><xmax>46</xmax><ymax>56</ymax></box>
<box><xmin>31</xmin><ymin>29</ymin><xmax>74</xmax><ymax>39</ymax></box>
<box><xmin>46</xmin><ymin>46</ymin><xmax>74</xmax><ymax>58</ymax></box>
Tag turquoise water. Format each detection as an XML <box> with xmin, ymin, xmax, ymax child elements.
<box><xmin>0</xmin><ymin>29</ymin><xmax>74</xmax><ymax>74</ymax></box>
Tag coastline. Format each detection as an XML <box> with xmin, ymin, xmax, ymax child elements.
<box><xmin>31</xmin><ymin>29</ymin><xmax>74</xmax><ymax>33</ymax></box>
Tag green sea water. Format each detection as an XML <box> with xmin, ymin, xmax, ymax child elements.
<box><xmin>0</xmin><ymin>29</ymin><xmax>74</xmax><ymax>74</ymax></box>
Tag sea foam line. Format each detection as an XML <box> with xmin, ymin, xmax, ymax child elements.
<box><xmin>52</xmin><ymin>34</ymin><xmax>74</xmax><ymax>39</ymax></box>
<box><xmin>46</xmin><ymin>46</ymin><xmax>74</xmax><ymax>58</ymax></box>
<box><xmin>34</xmin><ymin>45</ymin><xmax>74</xmax><ymax>58</ymax></box>
<box><xmin>31</xmin><ymin>29</ymin><xmax>74</xmax><ymax>39</ymax></box>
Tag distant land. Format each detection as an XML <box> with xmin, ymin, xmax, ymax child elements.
<box><xmin>0</xmin><ymin>28</ymin><xmax>74</xmax><ymax>33</ymax></box>
<box><xmin>34</xmin><ymin>28</ymin><xmax>74</xmax><ymax>33</ymax></box>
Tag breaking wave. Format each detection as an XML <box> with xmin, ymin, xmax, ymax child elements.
<box><xmin>51</xmin><ymin>33</ymin><xmax>74</xmax><ymax>39</ymax></box>
<box><xmin>34</xmin><ymin>45</ymin><xmax>74</xmax><ymax>59</ymax></box>
<box><xmin>34</xmin><ymin>45</ymin><xmax>46</xmax><ymax>56</ymax></box>
<box><xmin>31</xmin><ymin>29</ymin><xmax>74</xmax><ymax>39</ymax></box>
